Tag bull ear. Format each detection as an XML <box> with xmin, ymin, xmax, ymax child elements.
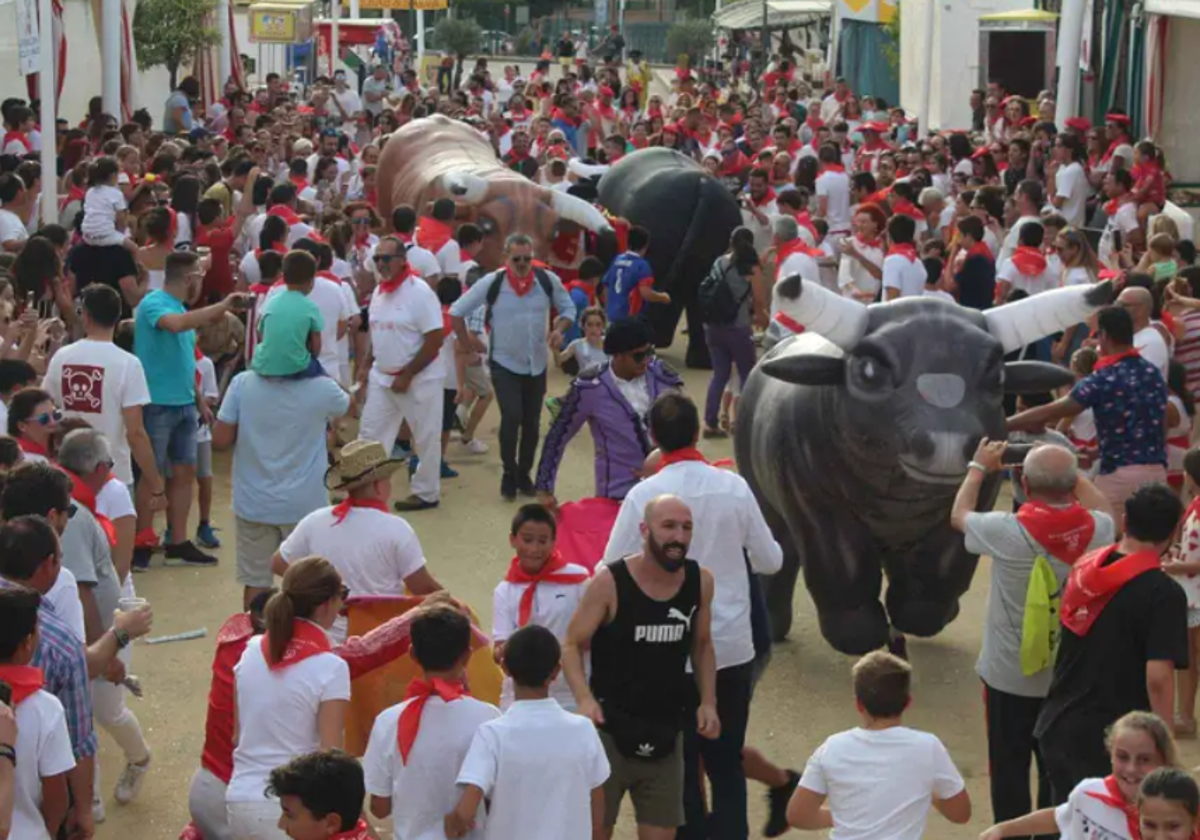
<box><xmin>1003</xmin><ymin>361</ymin><xmax>1075</xmax><ymax>394</ymax></box>
<box><xmin>761</xmin><ymin>355</ymin><xmax>845</xmax><ymax>386</ymax></box>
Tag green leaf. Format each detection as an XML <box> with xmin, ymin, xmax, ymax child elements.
<box><xmin>133</xmin><ymin>0</ymin><xmax>223</xmax><ymax>75</ymax></box>
<box><xmin>435</xmin><ymin>17</ymin><xmax>483</xmax><ymax>58</ymax></box>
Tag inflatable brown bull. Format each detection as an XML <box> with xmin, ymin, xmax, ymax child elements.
<box><xmin>376</xmin><ymin>114</ymin><xmax>612</xmax><ymax>268</ymax></box>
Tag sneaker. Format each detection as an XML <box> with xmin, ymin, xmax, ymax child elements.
<box><xmin>195</xmin><ymin>523</ymin><xmax>221</xmax><ymax>549</ymax></box>
<box><xmin>500</xmin><ymin>473</ymin><xmax>517</xmax><ymax>501</ymax></box>
<box><xmin>763</xmin><ymin>769</ymin><xmax>801</xmax><ymax>838</ymax></box>
<box><xmin>93</xmin><ymin>798</ymin><xmax>106</xmax><ymax>824</ymax></box>
<box><xmin>163</xmin><ymin>541</ymin><xmax>218</xmax><ymax>567</ymax></box>
<box><xmin>114</xmin><ymin>754</ymin><xmax>151</xmax><ymax>805</ymax></box>
<box><xmin>517</xmin><ymin>474</ymin><xmax>537</xmax><ymax>498</ymax></box>
<box><xmin>131</xmin><ymin>547</ymin><xmax>152</xmax><ymax>573</ymax></box>
<box><xmin>393</xmin><ymin>494</ymin><xmax>439</xmax><ymax>512</ymax></box>
<box><xmin>440</xmin><ymin>460</ymin><xmax>459</xmax><ymax>479</ymax></box>
<box><xmin>463</xmin><ymin>438</ymin><xmax>489</xmax><ymax>454</ymax></box>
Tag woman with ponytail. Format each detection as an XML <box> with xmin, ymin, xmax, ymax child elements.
<box><xmin>225</xmin><ymin>557</ymin><xmax>350</xmax><ymax>840</ymax></box>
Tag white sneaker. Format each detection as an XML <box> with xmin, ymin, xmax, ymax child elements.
<box><xmin>463</xmin><ymin>438</ymin><xmax>489</xmax><ymax>454</ymax></box>
<box><xmin>114</xmin><ymin>754</ymin><xmax>151</xmax><ymax>805</ymax></box>
<box><xmin>93</xmin><ymin>798</ymin><xmax>106</xmax><ymax>824</ymax></box>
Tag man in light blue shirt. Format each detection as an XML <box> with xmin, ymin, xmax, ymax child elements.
<box><xmin>162</xmin><ymin>77</ymin><xmax>199</xmax><ymax>136</ymax></box>
<box><xmin>450</xmin><ymin>233</ymin><xmax>575</xmax><ymax>500</ymax></box>
<box><xmin>213</xmin><ymin>370</ymin><xmax>349</xmax><ymax>608</ymax></box>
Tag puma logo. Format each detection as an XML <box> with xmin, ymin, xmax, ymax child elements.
<box><xmin>667</xmin><ymin>606</ymin><xmax>696</xmax><ymax>631</ymax></box>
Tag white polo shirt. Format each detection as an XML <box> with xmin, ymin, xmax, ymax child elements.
<box><xmin>883</xmin><ymin>253</ymin><xmax>927</xmax><ymax>299</ymax></box>
<box><xmin>364</xmin><ymin>695</ymin><xmax>500</xmax><ymax>840</ymax></box>
<box><xmin>997</xmin><ymin>258</ymin><xmax>1059</xmax><ymax>297</ymax></box>
<box><xmin>278</xmin><ymin>505</ymin><xmax>428</xmax><ymax>643</ymax></box>
<box><xmin>816</xmin><ymin>169</ymin><xmax>852</xmax><ymax>233</ymax></box>
<box><xmin>1055</xmin><ymin>161</ymin><xmax>1088</xmax><ymax>228</ymax></box>
<box><xmin>367</xmin><ymin>276</ymin><xmax>445</xmax><ymax>389</ymax></box>
<box><xmin>604</xmin><ymin>461</ymin><xmax>783</xmax><ymax>669</ymax></box>
<box><xmin>12</xmin><ymin>690</ymin><xmax>76</xmax><ymax>840</ymax></box>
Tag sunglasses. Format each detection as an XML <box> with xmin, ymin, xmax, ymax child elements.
<box><xmin>351</xmin><ymin>218</ymin><xmax>372</xmax><ymax>226</ymax></box>
<box><xmin>375</xmin><ymin>254</ymin><xmax>405</xmax><ymax>264</ymax></box>
<box><xmin>34</xmin><ymin>409</ymin><xmax>62</xmax><ymax>426</ymax></box>
<box><xmin>510</xmin><ymin>255</ymin><xmax>533</xmax><ymax>264</ymax></box>
<box><xmin>631</xmin><ymin>347</ymin><xmax>656</xmax><ymax>363</ymax></box>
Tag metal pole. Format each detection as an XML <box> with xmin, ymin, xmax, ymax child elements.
<box><xmin>416</xmin><ymin>8</ymin><xmax>425</xmax><ymax>66</ymax></box>
<box><xmin>349</xmin><ymin>0</ymin><xmax>359</xmax><ymax>19</ymax></box>
<box><xmin>760</xmin><ymin>0</ymin><xmax>768</xmax><ymax>86</ymax></box>
<box><xmin>331</xmin><ymin>0</ymin><xmax>340</xmax><ymax>76</ymax></box>
<box><xmin>38</xmin><ymin>0</ymin><xmax>57</xmax><ymax>222</ymax></box>
<box><xmin>218</xmin><ymin>0</ymin><xmax>233</xmax><ymax>92</ymax></box>
<box><xmin>1056</xmin><ymin>0</ymin><xmax>1086</xmax><ymax>131</ymax></box>
<box><xmin>827</xmin><ymin>0</ymin><xmax>840</xmax><ymax>81</ymax></box>
<box><xmin>917</xmin><ymin>0</ymin><xmax>935</xmax><ymax>136</ymax></box>
<box><xmin>101</xmin><ymin>0</ymin><xmax>121</xmax><ymax>117</ymax></box>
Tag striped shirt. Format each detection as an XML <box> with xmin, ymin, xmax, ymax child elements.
<box><xmin>0</xmin><ymin>576</ymin><xmax>98</xmax><ymax>758</ymax></box>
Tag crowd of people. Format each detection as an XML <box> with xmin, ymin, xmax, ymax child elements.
<box><xmin>0</xmin><ymin>26</ymin><xmax>1196</xmax><ymax>840</ymax></box>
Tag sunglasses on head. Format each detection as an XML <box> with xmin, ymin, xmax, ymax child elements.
<box><xmin>34</xmin><ymin>409</ymin><xmax>62</xmax><ymax>426</ymax></box>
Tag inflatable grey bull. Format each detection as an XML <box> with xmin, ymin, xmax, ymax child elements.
<box><xmin>735</xmin><ymin>276</ymin><xmax>1113</xmax><ymax>654</ymax></box>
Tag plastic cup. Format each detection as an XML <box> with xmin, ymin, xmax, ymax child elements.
<box><xmin>118</xmin><ymin>597</ymin><xmax>149</xmax><ymax>612</ymax></box>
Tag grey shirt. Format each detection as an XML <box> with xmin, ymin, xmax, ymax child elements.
<box><xmin>60</xmin><ymin>502</ymin><xmax>122</xmax><ymax>634</ymax></box>
<box><xmin>710</xmin><ymin>255</ymin><xmax>755</xmax><ymax>330</ymax></box>
<box><xmin>965</xmin><ymin>508</ymin><xmax>1115</xmax><ymax>697</ymax></box>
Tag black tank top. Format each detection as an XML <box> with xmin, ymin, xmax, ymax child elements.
<box><xmin>589</xmin><ymin>557</ymin><xmax>700</xmax><ymax>723</ymax></box>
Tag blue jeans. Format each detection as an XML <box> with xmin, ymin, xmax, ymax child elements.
<box><xmin>704</xmin><ymin>322</ymin><xmax>757</xmax><ymax>428</ymax></box>
<box><xmin>143</xmin><ymin>403</ymin><xmax>199</xmax><ymax>473</ymax></box>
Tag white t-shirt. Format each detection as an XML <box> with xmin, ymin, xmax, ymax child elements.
<box><xmin>12</xmin><ymin>690</ymin><xmax>76</xmax><ymax>840</ymax></box>
<box><xmin>279</xmin><ymin>505</ymin><xmax>427</xmax><ymax>643</ymax></box>
<box><xmin>1055</xmin><ymin>777</ymin><xmax>1137</xmax><ymax>840</ymax></box>
<box><xmin>837</xmin><ymin>240</ymin><xmax>885</xmax><ymax>300</ymax></box>
<box><xmin>798</xmin><ymin>726</ymin><xmax>965</xmax><ymax>840</ymax></box>
<box><xmin>432</xmin><ymin>240</ymin><xmax>463</xmax><ymax>278</ymax></box>
<box><xmin>327</xmin><ymin>88</ymin><xmax>364</xmax><ymax>125</ymax></box>
<box><xmin>816</xmin><ymin>170</ymin><xmax>852</xmax><ymax>233</ymax></box>
<box><xmin>266</xmin><ymin>276</ymin><xmax>356</xmax><ymax>380</ymax></box>
<box><xmin>81</xmin><ymin>185</ymin><xmax>127</xmax><ymax>247</ymax></box>
<box><xmin>492</xmin><ymin>568</ymin><xmax>588</xmax><ymax>710</ymax></box>
<box><xmin>367</xmin><ymin>277</ymin><xmax>445</xmax><ymax>389</ymax></box>
<box><xmin>227</xmin><ymin>633</ymin><xmax>351</xmax><ymax>802</ymax></box>
<box><xmin>405</xmin><ymin>244</ymin><xmax>442</xmax><ymax>281</ymax></box>
<box><xmin>363</xmin><ymin>695</ymin><xmax>500</xmax><ymax>840</ymax></box>
<box><xmin>196</xmin><ymin>355</ymin><xmax>219</xmax><ymax>444</ymax></box>
<box><xmin>44</xmin><ymin>339</ymin><xmax>152</xmax><ymax>485</ymax></box>
<box><xmin>1055</xmin><ymin>161</ymin><xmax>1088</xmax><ymax>228</ymax></box>
<box><xmin>997</xmin><ymin>258</ymin><xmax>1059</xmax><ymax>297</ymax></box>
<box><xmin>883</xmin><ymin>254</ymin><xmax>927</xmax><ymax>299</ymax></box>
<box><xmin>1063</xmin><ymin>266</ymin><xmax>1094</xmax><ymax>287</ymax></box>
<box><xmin>238</xmin><ymin>250</ymin><xmax>264</xmax><ymax>287</ymax></box>
<box><xmin>1135</xmin><ymin>325</ymin><xmax>1170</xmax><ymax>379</ymax></box>
<box><xmin>45</xmin><ymin>566</ymin><xmax>85</xmax><ymax>642</ymax></box>
<box><xmin>1098</xmin><ymin>200</ymin><xmax>1139</xmax><ymax>265</ymax></box>
<box><xmin>0</xmin><ymin>207</ymin><xmax>29</xmax><ymax>246</ymax></box>
<box><xmin>457</xmin><ymin>698</ymin><xmax>610</xmax><ymax>840</ymax></box>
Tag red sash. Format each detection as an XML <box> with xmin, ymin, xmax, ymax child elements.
<box><xmin>888</xmin><ymin>243</ymin><xmax>919</xmax><ymax>263</ymax></box>
<box><xmin>0</xmin><ymin>664</ymin><xmax>44</xmax><ymax>705</ymax></box>
<box><xmin>504</xmin><ymin>550</ymin><xmax>589</xmax><ymax>626</ymax></box>
<box><xmin>416</xmin><ymin>216</ymin><xmax>454</xmax><ymax>255</ymax></box>
<box><xmin>1061</xmin><ymin>546</ymin><xmax>1162</xmax><ymax>636</ymax></box>
<box><xmin>261</xmin><ymin>619</ymin><xmax>332</xmax><ymax>670</ymax></box>
<box><xmin>63</xmin><ymin>469</ymin><xmax>118</xmax><ymax>548</ymax></box>
<box><xmin>1093</xmin><ymin>348</ymin><xmax>1140</xmax><ymax>371</ymax></box>
<box><xmin>331</xmin><ymin>497</ymin><xmax>388</xmax><ymax>526</ymax></box>
<box><xmin>1085</xmin><ymin>776</ymin><xmax>1140</xmax><ymax>840</ymax></box>
<box><xmin>17</xmin><ymin>437</ymin><xmax>51</xmax><ymax>459</ymax></box>
<box><xmin>891</xmin><ymin>199</ymin><xmax>925</xmax><ymax>223</ymax></box>
<box><xmin>656</xmin><ymin>445</ymin><xmax>735</xmax><ymax>473</ymax></box>
<box><xmin>1016</xmin><ymin>501</ymin><xmax>1096</xmax><ymax>564</ymax></box>
<box><xmin>1011</xmin><ymin>246</ymin><xmax>1047</xmax><ymax>277</ymax></box>
<box><xmin>397</xmin><ymin>677</ymin><xmax>467</xmax><ymax>763</ymax></box>
<box><xmin>288</xmin><ymin>174</ymin><xmax>308</xmax><ymax>192</ymax></box>
<box><xmin>777</xmin><ymin>238</ymin><xmax>822</xmax><ymax>264</ymax></box>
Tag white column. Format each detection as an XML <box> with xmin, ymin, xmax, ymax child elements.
<box><xmin>218</xmin><ymin>0</ymin><xmax>232</xmax><ymax>93</ymax></box>
<box><xmin>827</xmin><ymin>2</ymin><xmax>840</xmax><ymax>81</ymax></box>
<box><xmin>331</xmin><ymin>0</ymin><xmax>340</xmax><ymax>76</ymax></box>
<box><xmin>416</xmin><ymin>8</ymin><xmax>425</xmax><ymax>66</ymax></box>
<box><xmin>38</xmin><ymin>0</ymin><xmax>57</xmax><ymax>221</ymax></box>
<box><xmin>1056</xmin><ymin>0</ymin><xmax>1086</xmax><ymax>130</ymax></box>
<box><xmin>917</xmin><ymin>0</ymin><xmax>935</xmax><ymax>136</ymax></box>
<box><xmin>349</xmin><ymin>0</ymin><xmax>359</xmax><ymax>17</ymax></box>
<box><xmin>101</xmin><ymin>0</ymin><xmax>121</xmax><ymax>117</ymax></box>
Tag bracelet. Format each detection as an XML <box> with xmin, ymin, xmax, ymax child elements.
<box><xmin>967</xmin><ymin>461</ymin><xmax>989</xmax><ymax>474</ymax></box>
<box><xmin>0</xmin><ymin>744</ymin><xmax>14</xmax><ymax>767</ymax></box>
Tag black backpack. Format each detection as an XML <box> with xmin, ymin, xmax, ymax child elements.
<box><xmin>484</xmin><ymin>267</ymin><xmax>555</xmax><ymax>329</ymax></box>
<box><xmin>698</xmin><ymin>257</ymin><xmax>751</xmax><ymax>325</ymax></box>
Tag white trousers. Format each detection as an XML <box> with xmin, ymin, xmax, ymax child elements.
<box><xmin>190</xmin><ymin>767</ymin><xmax>233</xmax><ymax>840</ymax></box>
<box><xmin>227</xmin><ymin>799</ymin><xmax>289</xmax><ymax>840</ymax></box>
<box><xmin>359</xmin><ymin>377</ymin><xmax>443</xmax><ymax>502</ymax></box>
<box><xmin>92</xmin><ymin>646</ymin><xmax>149</xmax><ymax>799</ymax></box>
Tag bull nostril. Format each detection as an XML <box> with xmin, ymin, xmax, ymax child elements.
<box><xmin>909</xmin><ymin>430</ymin><xmax>934</xmax><ymax>461</ymax></box>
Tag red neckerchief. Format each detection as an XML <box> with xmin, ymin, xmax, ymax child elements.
<box><xmin>506</xmin><ymin>267</ymin><xmax>536</xmax><ymax>297</ymax></box>
<box><xmin>853</xmin><ymin>234</ymin><xmax>883</xmax><ymax>251</ymax></box>
<box><xmin>1093</xmin><ymin>348</ymin><xmax>1140</xmax><ymax>371</ymax></box>
<box><xmin>891</xmin><ymin>199</ymin><xmax>924</xmax><ymax>222</ymax></box>
<box><xmin>630</xmin><ymin>135</ymin><xmax>649</xmax><ymax>150</ymax></box>
<box><xmin>331</xmin><ymin>496</ymin><xmax>388</xmax><ymax>526</ymax></box>
<box><xmin>865</xmin><ymin>188</ymin><xmax>892</xmax><ymax>206</ymax></box>
<box><xmin>378</xmin><ymin>266</ymin><xmax>417</xmax><ymax>295</ymax></box>
<box><xmin>777</xmin><ymin>238</ymin><xmax>822</xmax><ymax>264</ymax></box>
<box><xmin>1099</xmin><ymin>135</ymin><xmax>1129</xmax><ymax>166</ymax></box>
<box><xmin>595</xmin><ymin>101</ymin><xmax>616</xmax><ymax>120</ymax></box>
<box><xmin>820</xmin><ymin>162</ymin><xmax>846</xmax><ymax>174</ymax></box>
<box><xmin>719</xmin><ymin>149</ymin><xmax>749</xmax><ymax>176</ymax></box>
<box><xmin>887</xmin><ymin>243</ymin><xmax>919</xmax><ymax>263</ymax></box>
<box><xmin>791</xmin><ymin>210</ymin><xmax>819</xmax><ymax>242</ymax></box>
<box><xmin>565</xmin><ymin>279</ymin><xmax>596</xmax><ymax>305</ymax></box>
<box><xmin>62</xmin><ymin>469</ymin><xmax>118</xmax><ymax>548</ymax></box>
<box><xmin>254</xmin><ymin>243</ymin><xmax>288</xmax><ymax>260</ymax></box>
<box><xmin>288</xmin><ymin>174</ymin><xmax>308</xmax><ymax>191</ymax></box>
<box><xmin>396</xmin><ymin>232</ymin><xmax>413</xmax><ymax>245</ymax></box>
<box><xmin>504</xmin><ymin>550</ymin><xmax>589</xmax><ymax>626</ymax></box>
<box><xmin>398</xmin><ymin>677</ymin><xmax>467</xmax><ymax>763</ymax></box>
<box><xmin>417</xmin><ymin>216</ymin><xmax>454</xmax><ymax>254</ymax></box>
<box><xmin>249</xmin><ymin>282</ymin><xmax>273</xmax><ymax>296</ymax></box>
<box><xmin>1104</xmin><ymin>193</ymin><xmax>1135</xmax><ymax>217</ymax></box>
<box><xmin>60</xmin><ymin>182</ymin><xmax>87</xmax><ymax>213</ymax></box>
<box><xmin>317</xmin><ymin>270</ymin><xmax>344</xmax><ymax>286</ymax></box>
<box><xmin>1061</xmin><ymin>545</ymin><xmax>1162</xmax><ymax>636</ymax></box>
<box><xmin>1131</xmin><ymin>159</ymin><xmax>1162</xmax><ymax>182</ymax></box>
<box><xmin>0</xmin><ymin>665</ymin><xmax>44</xmax><ymax>705</ymax></box>
<box><xmin>550</xmin><ymin>107</ymin><xmax>580</xmax><ymax>127</ymax></box>
<box><xmin>1016</xmin><ymin>501</ymin><xmax>1096</xmax><ymax>564</ymax></box>
<box><xmin>260</xmin><ymin>619</ymin><xmax>331</xmax><ymax>670</ymax></box>
<box><xmin>966</xmin><ymin>241</ymin><xmax>994</xmax><ymax>262</ymax></box>
<box><xmin>1085</xmin><ymin>776</ymin><xmax>1140</xmax><ymax>840</ymax></box>
<box><xmin>657</xmin><ymin>446</ymin><xmax>710</xmax><ymax>471</ymax></box>
<box><xmin>1011</xmin><ymin>245</ymin><xmax>1048</xmax><ymax>277</ymax></box>
<box><xmin>3</xmin><ymin>131</ymin><xmax>31</xmax><ymax>152</ymax></box>
<box><xmin>750</xmin><ymin>187</ymin><xmax>777</xmax><ymax>208</ymax></box>
<box><xmin>328</xmin><ymin>820</ymin><xmax>373</xmax><ymax>840</ymax></box>
<box><xmin>17</xmin><ymin>437</ymin><xmax>51</xmax><ymax>458</ymax></box>
<box><xmin>267</xmin><ymin>204</ymin><xmax>303</xmax><ymax>226</ymax></box>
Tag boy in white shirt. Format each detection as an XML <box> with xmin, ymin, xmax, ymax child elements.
<box><xmin>787</xmin><ymin>651</ymin><xmax>971</xmax><ymax>840</ymax></box>
<box><xmin>0</xmin><ymin>587</ymin><xmax>76</xmax><ymax>840</ymax></box>
<box><xmin>449</xmin><ymin>625</ymin><xmax>610</xmax><ymax>840</ymax></box>
<box><xmin>265</xmin><ymin>748</ymin><xmax>372</xmax><ymax>840</ymax></box>
<box><xmin>882</xmin><ymin>215</ymin><xmax>927</xmax><ymax>301</ymax></box>
<box><xmin>493</xmin><ymin>504</ymin><xmax>589</xmax><ymax>711</ymax></box>
<box><xmin>364</xmin><ymin>598</ymin><xmax>499</xmax><ymax>840</ymax></box>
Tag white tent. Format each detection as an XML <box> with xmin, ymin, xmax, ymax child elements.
<box><xmin>712</xmin><ymin>0</ymin><xmax>832</xmax><ymax>31</ymax></box>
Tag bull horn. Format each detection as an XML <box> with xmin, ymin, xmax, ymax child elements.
<box><xmin>440</xmin><ymin>172</ymin><xmax>490</xmax><ymax>203</ymax></box>
<box><xmin>774</xmin><ymin>274</ymin><xmax>868</xmax><ymax>350</ymax></box>
<box><xmin>568</xmin><ymin>159</ymin><xmax>609</xmax><ymax>180</ymax></box>
<box><xmin>549</xmin><ymin>190</ymin><xmax>614</xmax><ymax>233</ymax></box>
<box><xmin>983</xmin><ymin>281</ymin><xmax>1115</xmax><ymax>354</ymax></box>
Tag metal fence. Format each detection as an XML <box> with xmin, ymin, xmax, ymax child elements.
<box><xmin>521</xmin><ymin>19</ymin><xmax>676</xmax><ymax>63</ymax></box>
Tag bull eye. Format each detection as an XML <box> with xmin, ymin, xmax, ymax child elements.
<box><xmin>850</xmin><ymin>354</ymin><xmax>890</xmax><ymax>391</ymax></box>
<box><xmin>478</xmin><ymin>215</ymin><xmax>497</xmax><ymax>236</ymax></box>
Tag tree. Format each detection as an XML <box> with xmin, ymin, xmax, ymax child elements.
<box><xmin>133</xmin><ymin>0</ymin><xmax>222</xmax><ymax>90</ymax></box>
<box><xmin>666</xmin><ymin>19</ymin><xmax>714</xmax><ymax>66</ymax></box>
<box><xmin>436</xmin><ymin>18</ymin><xmax>483</xmax><ymax>90</ymax></box>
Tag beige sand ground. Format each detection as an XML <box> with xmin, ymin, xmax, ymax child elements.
<box><xmin>91</xmin><ymin>348</ymin><xmax>1200</xmax><ymax>840</ymax></box>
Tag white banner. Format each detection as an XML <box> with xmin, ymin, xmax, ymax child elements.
<box><xmin>16</xmin><ymin>0</ymin><xmax>39</xmax><ymax>76</ymax></box>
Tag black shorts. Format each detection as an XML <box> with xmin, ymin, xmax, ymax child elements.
<box><xmin>69</xmin><ymin>244</ymin><xmax>137</xmax><ymax>314</ymax></box>
<box><xmin>359</xmin><ymin>304</ymin><xmax>370</xmax><ymax>333</ymax></box>
<box><xmin>442</xmin><ymin>389</ymin><xmax>457</xmax><ymax>432</ymax></box>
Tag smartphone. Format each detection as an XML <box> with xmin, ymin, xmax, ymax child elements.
<box><xmin>1112</xmin><ymin>229</ymin><xmax>1123</xmax><ymax>254</ymax></box>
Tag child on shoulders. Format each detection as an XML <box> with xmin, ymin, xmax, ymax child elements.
<box><xmin>252</xmin><ymin>250</ymin><xmax>325</xmax><ymax>379</ymax></box>
<box><xmin>80</xmin><ymin>157</ymin><xmax>137</xmax><ymax>257</ymax></box>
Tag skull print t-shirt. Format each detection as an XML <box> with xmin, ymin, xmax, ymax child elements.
<box><xmin>44</xmin><ymin>338</ymin><xmax>152</xmax><ymax>484</ymax></box>
<box><xmin>1054</xmin><ymin>778</ymin><xmax>1138</xmax><ymax>840</ymax></box>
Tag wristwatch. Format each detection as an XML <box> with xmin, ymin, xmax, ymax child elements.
<box><xmin>112</xmin><ymin>627</ymin><xmax>131</xmax><ymax>649</ymax></box>
<box><xmin>0</xmin><ymin>744</ymin><xmax>15</xmax><ymax>767</ymax></box>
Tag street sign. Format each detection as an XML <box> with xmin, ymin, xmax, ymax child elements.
<box><xmin>16</xmin><ymin>0</ymin><xmax>39</xmax><ymax>76</ymax></box>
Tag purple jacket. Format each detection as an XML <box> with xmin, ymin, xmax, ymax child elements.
<box><xmin>536</xmin><ymin>359</ymin><xmax>682</xmax><ymax>499</ymax></box>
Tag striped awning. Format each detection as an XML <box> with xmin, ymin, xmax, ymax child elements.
<box><xmin>713</xmin><ymin>0</ymin><xmax>833</xmax><ymax>31</ymax></box>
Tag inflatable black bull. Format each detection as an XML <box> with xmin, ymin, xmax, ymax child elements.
<box><xmin>735</xmin><ymin>276</ymin><xmax>1114</xmax><ymax>654</ymax></box>
<box><xmin>597</xmin><ymin>149</ymin><xmax>742</xmax><ymax>369</ymax></box>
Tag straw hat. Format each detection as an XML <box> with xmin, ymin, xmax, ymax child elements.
<box><xmin>324</xmin><ymin>439</ymin><xmax>405</xmax><ymax>491</ymax></box>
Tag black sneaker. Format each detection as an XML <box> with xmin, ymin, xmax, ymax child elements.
<box><xmin>501</xmin><ymin>473</ymin><xmax>517</xmax><ymax>501</ymax></box>
<box><xmin>131</xmin><ymin>547</ymin><xmax>152</xmax><ymax>573</ymax></box>
<box><xmin>163</xmin><ymin>540</ymin><xmax>218</xmax><ymax>567</ymax></box>
<box><xmin>517</xmin><ymin>474</ymin><xmax>537</xmax><ymax>497</ymax></box>
<box><xmin>764</xmin><ymin>769</ymin><xmax>801</xmax><ymax>838</ymax></box>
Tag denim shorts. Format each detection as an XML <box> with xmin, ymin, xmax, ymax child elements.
<box><xmin>143</xmin><ymin>403</ymin><xmax>199</xmax><ymax>472</ymax></box>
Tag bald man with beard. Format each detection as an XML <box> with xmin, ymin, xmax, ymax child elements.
<box><xmin>1118</xmin><ymin>285</ymin><xmax>1170</xmax><ymax>378</ymax></box>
